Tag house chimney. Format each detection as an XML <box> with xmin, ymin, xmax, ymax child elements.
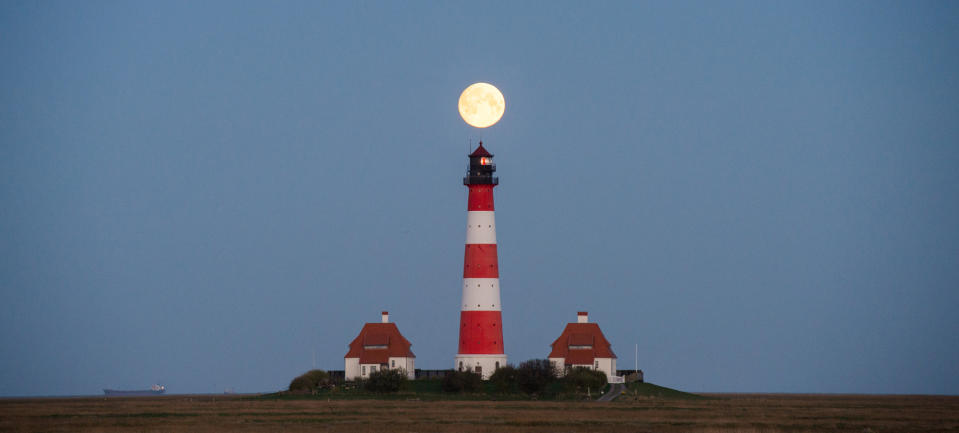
<box><xmin>382</xmin><ymin>311</ymin><xmax>389</xmax><ymax>323</ymax></box>
<box><xmin>577</xmin><ymin>311</ymin><xmax>588</xmax><ymax>323</ymax></box>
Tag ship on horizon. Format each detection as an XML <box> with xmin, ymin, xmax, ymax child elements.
<box><xmin>103</xmin><ymin>384</ymin><xmax>165</xmax><ymax>396</ymax></box>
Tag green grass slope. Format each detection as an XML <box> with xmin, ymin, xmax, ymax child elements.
<box><xmin>256</xmin><ymin>378</ymin><xmax>612</xmax><ymax>401</ymax></box>
<box><xmin>618</xmin><ymin>382</ymin><xmax>707</xmax><ymax>400</ymax></box>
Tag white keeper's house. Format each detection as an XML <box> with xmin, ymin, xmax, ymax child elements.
<box><xmin>548</xmin><ymin>312</ymin><xmax>618</xmax><ymax>379</ymax></box>
<box><xmin>344</xmin><ymin>311</ymin><xmax>416</xmax><ymax>380</ymax></box>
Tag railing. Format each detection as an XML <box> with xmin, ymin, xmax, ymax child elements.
<box><xmin>608</xmin><ymin>375</ymin><xmax>625</xmax><ymax>384</ymax></box>
<box><xmin>470</xmin><ymin>163</ymin><xmax>495</xmax><ymax>171</ymax></box>
<box><xmin>463</xmin><ymin>176</ymin><xmax>499</xmax><ymax>185</ymax></box>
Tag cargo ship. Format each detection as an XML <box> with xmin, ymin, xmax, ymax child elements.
<box><xmin>103</xmin><ymin>384</ymin><xmax>165</xmax><ymax>396</ymax></box>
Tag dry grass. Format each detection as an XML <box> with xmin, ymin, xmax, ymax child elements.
<box><xmin>1</xmin><ymin>393</ymin><xmax>957</xmax><ymax>432</ymax></box>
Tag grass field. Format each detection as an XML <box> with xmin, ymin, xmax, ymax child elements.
<box><xmin>2</xmin><ymin>392</ymin><xmax>957</xmax><ymax>432</ymax></box>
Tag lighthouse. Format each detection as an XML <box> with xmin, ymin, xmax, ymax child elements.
<box><xmin>455</xmin><ymin>142</ymin><xmax>507</xmax><ymax>379</ymax></box>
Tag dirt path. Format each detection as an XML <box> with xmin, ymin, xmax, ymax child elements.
<box><xmin>597</xmin><ymin>383</ymin><xmax>624</xmax><ymax>401</ymax></box>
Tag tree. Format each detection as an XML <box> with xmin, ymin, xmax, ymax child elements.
<box><xmin>516</xmin><ymin>359</ymin><xmax>556</xmax><ymax>395</ymax></box>
<box><xmin>289</xmin><ymin>369</ymin><xmax>330</xmax><ymax>393</ymax></box>
<box><xmin>365</xmin><ymin>368</ymin><xmax>408</xmax><ymax>393</ymax></box>
<box><xmin>562</xmin><ymin>367</ymin><xmax>607</xmax><ymax>395</ymax></box>
<box><xmin>442</xmin><ymin>370</ymin><xmax>482</xmax><ymax>393</ymax></box>
<box><xmin>488</xmin><ymin>365</ymin><xmax>517</xmax><ymax>393</ymax></box>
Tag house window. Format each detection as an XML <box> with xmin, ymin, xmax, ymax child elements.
<box><xmin>371</xmin><ymin>366</ymin><xmax>377</xmax><ymax>373</ymax></box>
<box><xmin>362</xmin><ymin>366</ymin><xmax>366</xmax><ymax>375</ymax></box>
<box><xmin>391</xmin><ymin>360</ymin><xmax>395</xmax><ymax>368</ymax></box>
<box><xmin>594</xmin><ymin>361</ymin><xmax>599</xmax><ymax>370</ymax></box>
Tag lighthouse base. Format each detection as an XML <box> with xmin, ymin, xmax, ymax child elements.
<box><xmin>454</xmin><ymin>354</ymin><xmax>507</xmax><ymax>380</ymax></box>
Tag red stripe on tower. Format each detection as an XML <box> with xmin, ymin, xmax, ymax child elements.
<box><xmin>455</xmin><ymin>142</ymin><xmax>507</xmax><ymax>379</ymax></box>
<box><xmin>463</xmin><ymin>244</ymin><xmax>498</xmax><ymax>278</ymax></box>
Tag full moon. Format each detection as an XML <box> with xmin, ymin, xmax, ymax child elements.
<box><xmin>458</xmin><ymin>82</ymin><xmax>505</xmax><ymax>128</ymax></box>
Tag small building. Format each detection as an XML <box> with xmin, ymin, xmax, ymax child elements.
<box><xmin>344</xmin><ymin>311</ymin><xmax>415</xmax><ymax>380</ymax></box>
<box><xmin>548</xmin><ymin>312</ymin><xmax>618</xmax><ymax>379</ymax></box>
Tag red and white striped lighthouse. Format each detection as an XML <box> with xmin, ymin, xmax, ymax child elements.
<box><xmin>455</xmin><ymin>142</ymin><xmax>507</xmax><ymax>378</ymax></box>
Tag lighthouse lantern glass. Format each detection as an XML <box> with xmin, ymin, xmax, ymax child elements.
<box><xmin>480</xmin><ymin>157</ymin><xmax>491</xmax><ymax>165</ymax></box>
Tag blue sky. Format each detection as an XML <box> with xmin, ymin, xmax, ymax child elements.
<box><xmin>1</xmin><ymin>1</ymin><xmax>958</xmax><ymax>396</ymax></box>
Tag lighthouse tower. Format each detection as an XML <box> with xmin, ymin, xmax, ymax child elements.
<box><xmin>455</xmin><ymin>142</ymin><xmax>507</xmax><ymax>379</ymax></box>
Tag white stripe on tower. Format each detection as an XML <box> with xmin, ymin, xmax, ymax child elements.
<box><xmin>461</xmin><ymin>278</ymin><xmax>501</xmax><ymax>311</ymax></box>
<box><xmin>465</xmin><ymin>211</ymin><xmax>497</xmax><ymax>244</ymax></box>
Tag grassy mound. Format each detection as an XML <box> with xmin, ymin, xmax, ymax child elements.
<box><xmin>254</xmin><ymin>378</ymin><xmax>611</xmax><ymax>401</ymax></box>
<box><xmin>620</xmin><ymin>382</ymin><xmax>707</xmax><ymax>400</ymax></box>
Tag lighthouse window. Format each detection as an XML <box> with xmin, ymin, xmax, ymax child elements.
<box><xmin>459</xmin><ymin>362</ymin><xmax>463</xmax><ymax>371</ymax></box>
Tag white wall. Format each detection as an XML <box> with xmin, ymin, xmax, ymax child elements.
<box><xmin>596</xmin><ymin>357</ymin><xmax>616</xmax><ymax>378</ymax></box>
<box><xmin>360</xmin><ymin>364</ymin><xmax>380</xmax><ymax>378</ymax></box>
<box><xmin>388</xmin><ymin>357</ymin><xmax>415</xmax><ymax>379</ymax></box>
<box><xmin>454</xmin><ymin>354</ymin><xmax>507</xmax><ymax>380</ymax></box>
<box><xmin>549</xmin><ymin>358</ymin><xmax>565</xmax><ymax>376</ymax></box>
<box><xmin>345</xmin><ymin>357</ymin><xmax>360</xmax><ymax>381</ymax></box>
<box><xmin>551</xmin><ymin>357</ymin><xmax>617</xmax><ymax>379</ymax></box>
<box><xmin>346</xmin><ymin>357</ymin><xmax>415</xmax><ymax>380</ymax></box>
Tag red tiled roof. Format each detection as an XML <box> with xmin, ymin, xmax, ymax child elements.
<box><xmin>469</xmin><ymin>143</ymin><xmax>492</xmax><ymax>157</ymax></box>
<box><xmin>566</xmin><ymin>349</ymin><xmax>596</xmax><ymax>366</ymax></box>
<box><xmin>359</xmin><ymin>349</ymin><xmax>389</xmax><ymax>365</ymax></box>
<box><xmin>345</xmin><ymin>323</ymin><xmax>415</xmax><ymax>363</ymax></box>
<box><xmin>569</xmin><ymin>333</ymin><xmax>594</xmax><ymax>346</ymax></box>
<box><xmin>364</xmin><ymin>334</ymin><xmax>389</xmax><ymax>346</ymax></box>
<box><xmin>548</xmin><ymin>322</ymin><xmax>616</xmax><ymax>363</ymax></box>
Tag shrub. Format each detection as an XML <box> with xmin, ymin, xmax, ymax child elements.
<box><xmin>488</xmin><ymin>365</ymin><xmax>517</xmax><ymax>393</ymax></box>
<box><xmin>562</xmin><ymin>367</ymin><xmax>608</xmax><ymax>394</ymax></box>
<box><xmin>516</xmin><ymin>359</ymin><xmax>556</xmax><ymax>395</ymax></box>
<box><xmin>442</xmin><ymin>370</ymin><xmax>482</xmax><ymax>393</ymax></box>
<box><xmin>365</xmin><ymin>368</ymin><xmax>408</xmax><ymax>393</ymax></box>
<box><xmin>288</xmin><ymin>369</ymin><xmax>330</xmax><ymax>393</ymax></box>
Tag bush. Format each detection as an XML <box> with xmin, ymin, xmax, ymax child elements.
<box><xmin>562</xmin><ymin>367</ymin><xmax>608</xmax><ymax>394</ymax></box>
<box><xmin>365</xmin><ymin>368</ymin><xmax>408</xmax><ymax>393</ymax></box>
<box><xmin>288</xmin><ymin>369</ymin><xmax>330</xmax><ymax>393</ymax></box>
<box><xmin>488</xmin><ymin>365</ymin><xmax>517</xmax><ymax>393</ymax></box>
<box><xmin>442</xmin><ymin>370</ymin><xmax>482</xmax><ymax>393</ymax></box>
<box><xmin>516</xmin><ymin>359</ymin><xmax>557</xmax><ymax>395</ymax></box>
